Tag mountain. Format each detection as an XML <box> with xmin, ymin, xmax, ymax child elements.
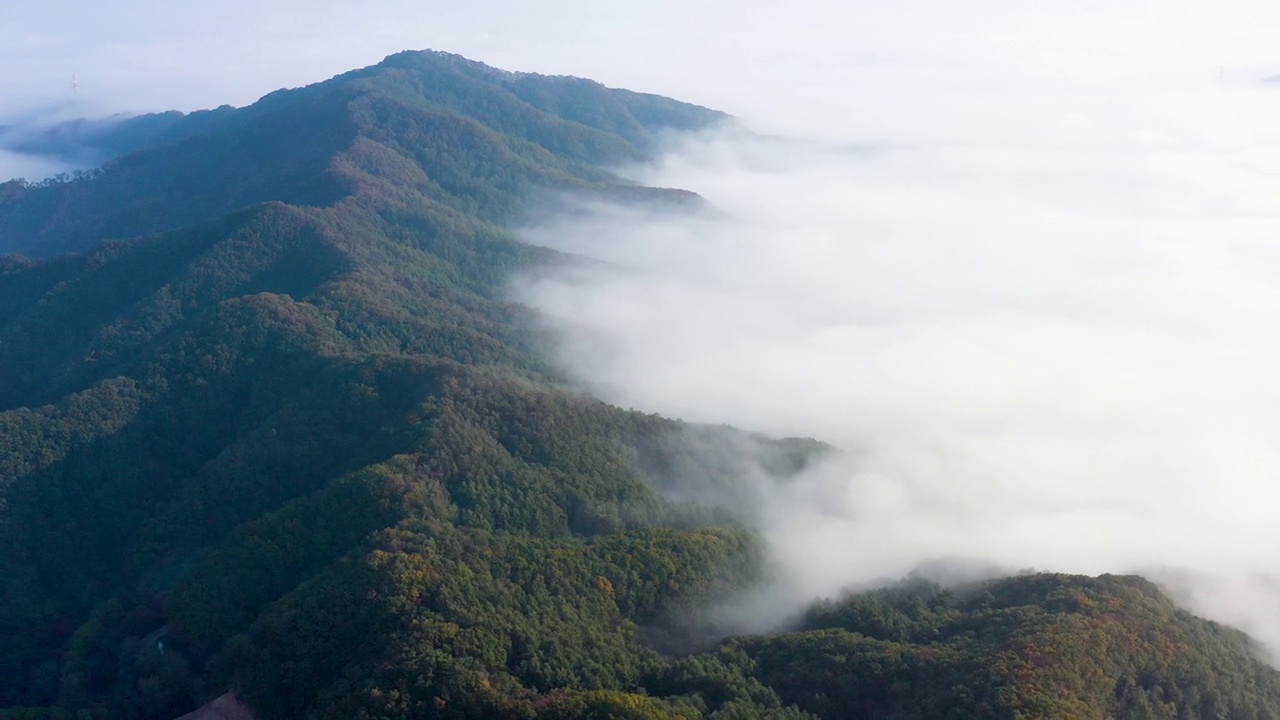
<box><xmin>1</xmin><ymin>50</ymin><xmax>1279</xmax><ymax>720</ymax></box>
<box><xmin>0</xmin><ymin>49</ymin><xmax>715</xmax><ymax>259</ymax></box>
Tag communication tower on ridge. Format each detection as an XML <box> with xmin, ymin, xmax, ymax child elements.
<box><xmin>72</xmin><ymin>74</ymin><xmax>79</xmax><ymax>95</ymax></box>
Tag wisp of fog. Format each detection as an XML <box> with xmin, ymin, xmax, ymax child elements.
<box><xmin>0</xmin><ymin>149</ymin><xmax>71</xmax><ymax>186</ymax></box>
<box><xmin>514</xmin><ymin>39</ymin><xmax>1280</xmax><ymax>652</ymax></box>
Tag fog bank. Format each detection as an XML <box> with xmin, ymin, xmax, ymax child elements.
<box><xmin>516</xmin><ymin>79</ymin><xmax>1280</xmax><ymax>652</ymax></box>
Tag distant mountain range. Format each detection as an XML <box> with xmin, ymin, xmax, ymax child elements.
<box><xmin>2</xmin><ymin>50</ymin><xmax>1279</xmax><ymax>720</ymax></box>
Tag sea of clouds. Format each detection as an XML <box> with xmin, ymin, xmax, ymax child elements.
<box><xmin>513</xmin><ymin>6</ymin><xmax>1280</xmax><ymax>653</ymax></box>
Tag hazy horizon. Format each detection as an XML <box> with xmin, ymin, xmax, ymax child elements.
<box><xmin>5</xmin><ymin>3</ymin><xmax>1280</xmax><ymax>140</ymax></box>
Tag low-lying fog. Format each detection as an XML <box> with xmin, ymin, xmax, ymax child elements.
<box><xmin>514</xmin><ymin>27</ymin><xmax>1280</xmax><ymax>654</ymax></box>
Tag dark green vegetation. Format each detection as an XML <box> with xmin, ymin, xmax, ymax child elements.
<box><xmin>754</xmin><ymin>573</ymin><xmax>1280</xmax><ymax>719</ymax></box>
<box><xmin>2</xmin><ymin>51</ymin><xmax>1279</xmax><ymax>720</ymax></box>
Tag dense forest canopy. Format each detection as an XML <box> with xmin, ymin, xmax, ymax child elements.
<box><xmin>1</xmin><ymin>50</ymin><xmax>1278</xmax><ymax>720</ymax></box>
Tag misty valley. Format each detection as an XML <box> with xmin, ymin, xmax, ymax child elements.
<box><xmin>3</xmin><ymin>50</ymin><xmax>1280</xmax><ymax>720</ymax></box>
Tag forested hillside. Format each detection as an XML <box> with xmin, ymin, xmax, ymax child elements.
<box><xmin>1</xmin><ymin>50</ymin><xmax>1278</xmax><ymax>720</ymax></box>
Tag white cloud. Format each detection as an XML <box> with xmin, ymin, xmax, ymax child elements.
<box><xmin>513</xmin><ymin>17</ymin><xmax>1280</xmax><ymax>649</ymax></box>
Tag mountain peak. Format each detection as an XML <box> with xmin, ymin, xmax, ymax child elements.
<box><xmin>0</xmin><ymin>50</ymin><xmax>725</xmax><ymax>258</ymax></box>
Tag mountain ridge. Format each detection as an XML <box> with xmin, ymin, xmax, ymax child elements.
<box><xmin>1</xmin><ymin>50</ymin><xmax>1278</xmax><ymax>720</ymax></box>
<box><xmin>0</xmin><ymin>49</ymin><xmax>722</xmax><ymax>258</ymax></box>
